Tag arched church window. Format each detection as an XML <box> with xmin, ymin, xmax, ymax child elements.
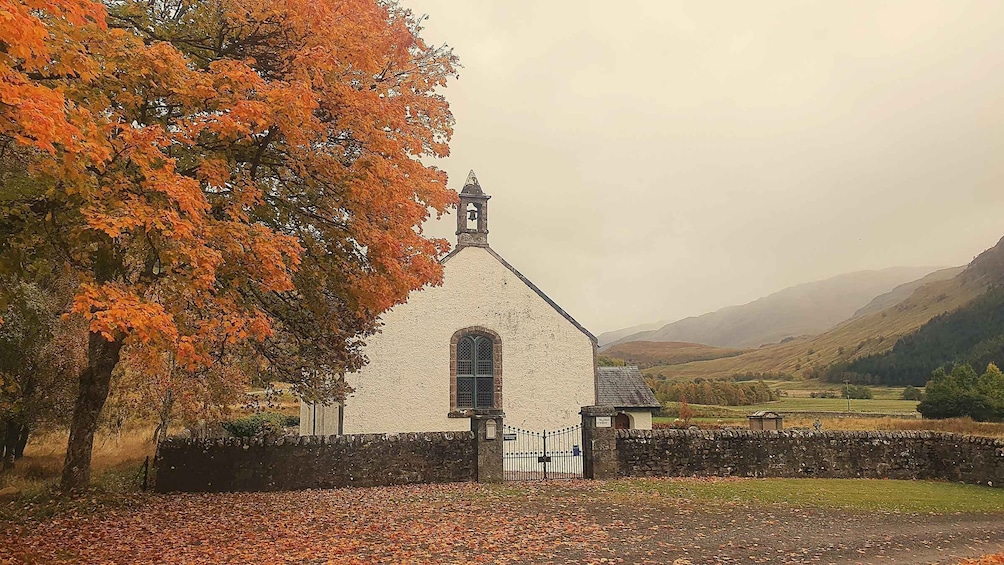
<box><xmin>457</xmin><ymin>334</ymin><xmax>494</xmax><ymax>408</ymax></box>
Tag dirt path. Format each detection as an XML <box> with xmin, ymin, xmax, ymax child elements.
<box><xmin>2</xmin><ymin>481</ymin><xmax>1002</xmax><ymax>564</ymax></box>
<box><xmin>573</xmin><ymin>499</ymin><xmax>1004</xmax><ymax>564</ymax></box>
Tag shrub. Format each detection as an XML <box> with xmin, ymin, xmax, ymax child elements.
<box><xmin>842</xmin><ymin>384</ymin><xmax>873</xmax><ymax>399</ymax></box>
<box><xmin>223</xmin><ymin>412</ymin><xmax>294</xmax><ymax>438</ymax></box>
<box><xmin>901</xmin><ymin>386</ymin><xmax>924</xmax><ymax>401</ymax></box>
<box><xmin>918</xmin><ymin>363</ymin><xmax>1004</xmax><ymax>421</ymax></box>
<box><xmin>678</xmin><ymin>399</ymin><xmax>694</xmax><ymax>424</ymax></box>
<box><xmin>597</xmin><ymin>355</ymin><xmax>625</xmax><ymax>367</ymax></box>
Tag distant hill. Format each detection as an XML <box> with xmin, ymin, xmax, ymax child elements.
<box><xmin>597</xmin><ymin>321</ymin><xmax>668</xmax><ymax>347</ymax></box>
<box><xmin>608</xmin><ymin>267</ymin><xmax>940</xmax><ymax>349</ymax></box>
<box><xmin>602</xmin><ymin>341</ymin><xmax>748</xmax><ymax>369</ymax></box>
<box><xmin>851</xmin><ymin>267</ymin><xmax>964</xmax><ymax>318</ymax></box>
<box><xmin>839</xmin><ymin>287</ymin><xmax>1004</xmax><ymax>386</ymax></box>
<box><xmin>645</xmin><ymin>235</ymin><xmax>1004</xmax><ymax>382</ymax></box>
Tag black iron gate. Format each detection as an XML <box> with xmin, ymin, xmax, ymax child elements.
<box><xmin>502</xmin><ymin>424</ymin><xmax>583</xmax><ymax>481</ymax></box>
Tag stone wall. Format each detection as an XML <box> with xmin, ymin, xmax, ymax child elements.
<box><xmin>617</xmin><ymin>429</ymin><xmax>1004</xmax><ymax>487</ymax></box>
<box><xmin>155</xmin><ymin>431</ymin><xmax>475</xmax><ymax>493</ymax></box>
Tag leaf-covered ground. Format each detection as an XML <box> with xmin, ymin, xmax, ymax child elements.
<box><xmin>3</xmin><ymin>478</ymin><xmax>1004</xmax><ymax>564</ymax></box>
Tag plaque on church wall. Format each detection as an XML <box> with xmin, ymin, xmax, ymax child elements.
<box><xmin>595</xmin><ymin>416</ymin><xmax>611</xmax><ymax>428</ymax></box>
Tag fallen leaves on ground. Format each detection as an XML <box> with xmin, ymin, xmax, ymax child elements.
<box><xmin>3</xmin><ymin>482</ymin><xmax>605</xmax><ymax>564</ymax></box>
<box><xmin>2</xmin><ymin>479</ymin><xmax>1003</xmax><ymax>564</ymax></box>
<box><xmin>961</xmin><ymin>554</ymin><xmax>1004</xmax><ymax>565</ymax></box>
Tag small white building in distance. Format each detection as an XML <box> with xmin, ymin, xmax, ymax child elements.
<box><xmin>596</xmin><ymin>366</ymin><xmax>662</xmax><ymax>430</ymax></box>
<box><xmin>302</xmin><ymin>171</ymin><xmax>618</xmax><ymax>435</ymax></box>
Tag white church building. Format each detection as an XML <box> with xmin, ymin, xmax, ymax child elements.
<box><xmin>301</xmin><ymin>171</ymin><xmax>655</xmax><ymax>435</ymax></box>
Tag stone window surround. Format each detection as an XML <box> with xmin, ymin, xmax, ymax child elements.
<box><xmin>448</xmin><ymin>326</ymin><xmax>502</xmax><ymax>417</ymax></box>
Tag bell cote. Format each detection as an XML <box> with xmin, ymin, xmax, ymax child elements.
<box><xmin>456</xmin><ymin>169</ymin><xmax>491</xmax><ymax>248</ymax></box>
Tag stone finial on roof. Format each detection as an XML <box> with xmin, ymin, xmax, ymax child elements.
<box><xmin>461</xmin><ymin>169</ymin><xmax>484</xmax><ymax>196</ymax></box>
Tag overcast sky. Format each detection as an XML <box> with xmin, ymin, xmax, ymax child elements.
<box><xmin>403</xmin><ymin>0</ymin><xmax>1004</xmax><ymax>334</ymax></box>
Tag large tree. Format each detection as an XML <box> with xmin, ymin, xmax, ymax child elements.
<box><xmin>0</xmin><ymin>0</ymin><xmax>458</xmax><ymax>491</ymax></box>
<box><xmin>0</xmin><ymin>279</ymin><xmax>84</xmax><ymax>469</ymax></box>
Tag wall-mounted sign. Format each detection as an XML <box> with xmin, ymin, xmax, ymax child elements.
<box><xmin>596</xmin><ymin>416</ymin><xmax>612</xmax><ymax>428</ymax></box>
<box><xmin>503</xmin><ymin>433</ymin><xmax>517</xmax><ymax>441</ymax></box>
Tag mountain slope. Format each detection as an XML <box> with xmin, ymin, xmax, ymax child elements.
<box><xmin>645</xmin><ymin>235</ymin><xmax>1004</xmax><ymax>382</ymax></box>
<box><xmin>597</xmin><ymin>321</ymin><xmax>667</xmax><ymax>347</ymax></box>
<box><xmin>610</xmin><ymin>267</ymin><xmax>940</xmax><ymax>349</ymax></box>
<box><xmin>851</xmin><ymin>267</ymin><xmax>964</xmax><ymax>318</ymax></box>
<box><xmin>841</xmin><ymin>287</ymin><xmax>1004</xmax><ymax>385</ymax></box>
<box><xmin>602</xmin><ymin>341</ymin><xmax>748</xmax><ymax>369</ymax></box>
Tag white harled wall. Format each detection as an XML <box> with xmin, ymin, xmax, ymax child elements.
<box><xmin>624</xmin><ymin>410</ymin><xmax>653</xmax><ymax>430</ymax></box>
<box><xmin>302</xmin><ymin>246</ymin><xmax>596</xmax><ymax>435</ymax></box>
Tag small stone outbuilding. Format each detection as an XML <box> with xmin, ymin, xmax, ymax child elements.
<box><xmin>596</xmin><ymin>366</ymin><xmax>661</xmax><ymax>429</ymax></box>
<box><xmin>748</xmin><ymin>410</ymin><xmax>784</xmax><ymax>431</ymax></box>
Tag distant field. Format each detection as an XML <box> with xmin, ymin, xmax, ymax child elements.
<box><xmin>760</xmin><ymin>380</ymin><xmax>914</xmax><ymax>400</ymax></box>
<box><xmin>652</xmin><ymin>415</ymin><xmax>1004</xmax><ymax>437</ymax></box>
<box><xmin>603</xmin><ymin>340</ymin><xmax>747</xmax><ymax>368</ymax></box>
<box><xmin>655</xmin><ymin>382</ymin><xmax>921</xmax><ymax>417</ymax></box>
<box><xmin>737</xmin><ymin>397</ymin><xmax>919</xmax><ymax>414</ymax></box>
<box><xmin>660</xmin><ymin>396</ymin><xmax>918</xmax><ymax>416</ymax></box>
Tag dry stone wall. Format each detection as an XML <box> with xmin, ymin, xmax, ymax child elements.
<box><xmin>155</xmin><ymin>431</ymin><xmax>475</xmax><ymax>493</ymax></box>
<box><xmin>617</xmin><ymin>429</ymin><xmax>1004</xmax><ymax>487</ymax></box>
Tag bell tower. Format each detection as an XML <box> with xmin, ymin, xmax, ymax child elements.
<box><xmin>456</xmin><ymin>169</ymin><xmax>491</xmax><ymax>248</ymax></box>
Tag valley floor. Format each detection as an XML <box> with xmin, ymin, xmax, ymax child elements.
<box><xmin>3</xmin><ymin>478</ymin><xmax>1003</xmax><ymax>564</ymax></box>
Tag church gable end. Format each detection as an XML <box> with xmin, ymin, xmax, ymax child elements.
<box><xmin>443</xmin><ymin>170</ymin><xmax>596</xmax><ymax>345</ymax></box>
<box><xmin>306</xmin><ymin>170</ymin><xmax>598</xmax><ymax>435</ymax></box>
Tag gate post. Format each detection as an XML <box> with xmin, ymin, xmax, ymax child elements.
<box><xmin>471</xmin><ymin>409</ymin><xmax>504</xmax><ymax>483</ymax></box>
<box><xmin>580</xmin><ymin>405</ymin><xmax>618</xmax><ymax>480</ymax></box>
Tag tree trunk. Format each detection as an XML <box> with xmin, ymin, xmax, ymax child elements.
<box><xmin>153</xmin><ymin>389</ymin><xmax>174</xmax><ymax>444</ymax></box>
<box><xmin>1</xmin><ymin>419</ymin><xmax>16</xmax><ymax>470</ymax></box>
<box><xmin>0</xmin><ymin>420</ymin><xmax>7</xmax><ymax>461</ymax></box>
<box><xmin>14</xmin><ymin>423</ymin><xmax>28</xmax><ymax>459</ymax></box>
<box><xmin>60</xmin><ymin>332</ymin><xmax>123</xmax><ymax>493</ymax></box>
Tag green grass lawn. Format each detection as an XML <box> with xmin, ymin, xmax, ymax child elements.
<box><xmin>592</xmin><ymin>478</ymin><xmax>1004</xmax><ymax>513</ymax></box>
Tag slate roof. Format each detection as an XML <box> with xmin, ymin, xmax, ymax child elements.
<box><xmin>597</xmin><ymin>366</ymin><xmax>661</xmax><ymax>409</ymax></box>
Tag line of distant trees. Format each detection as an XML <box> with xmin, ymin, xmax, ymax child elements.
<box><xmin>650</xmin><ymin>380</ymin><xmax>780</xmax><ymax>406</ymax></box>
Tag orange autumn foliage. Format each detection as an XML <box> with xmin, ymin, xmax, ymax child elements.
<box><xmin>4</xmin><ymin>0</ymin><xmax>457</xmax><ymax>369</ymax></box>
<box><xmin>0</xmin><ymin>0</ymin><xmax>106</xmax><ymax>155</ymax></box>
<box><xmin>1</xmin><ymin>0</ymin><xmax>459</xmax><ymax>485</ymax></box>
